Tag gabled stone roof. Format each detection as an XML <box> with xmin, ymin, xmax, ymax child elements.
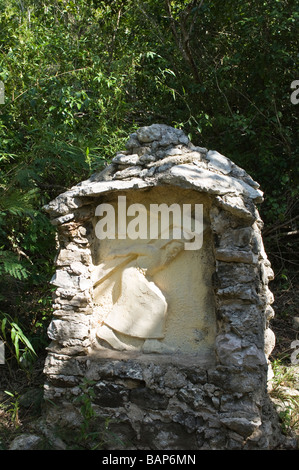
<box><xmin>43</xmin><ymin>124</ymin><xmax>263</xmax><ymax>225</ymax></box>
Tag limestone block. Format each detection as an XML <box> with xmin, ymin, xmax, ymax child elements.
<box><xmin>137</xmin><ymin>124</ymin><xmax>163</xmax><ymax>143</ymax></box>
<box><xmin>230</xmin><ymin>164</ymin><xmax>260</xmax><ymax>189</ymax></box>
<box><xmin>216</xmin><ymin>263</ymin><xmax>259</xmax><ymax>286</ymax></box>
<box><xmin>125</xmin><ymin>132</ymin><xmax>140</xmax><ymax>149</ymax></box>
<box><xmin>215</xmin><ymin>333</ymin><xmax>243</xmax><ymax>366</ymax></box>
<box><xmin>54</xmin><ymin>287</ymin><xmax>78</xmax><ymax>298</ymax></box>
<box><xmin>260</xmin><ymin>262</ymin><xmax>274</xmax><ymax>284</ymax></box>
<box><xmin>78</xmin><ymin>275</ymin><xmax>92</xmax><ymax>291</ymax></box>
<box><xmin>230</xmin><ymin>227</ymin><xmax>253</xmax><ymax>248</ymax></box>
<box><xmin>135</xmin><ymin>124</ymin><xmax>189</xmax><ymax>147</ymax></box>
<box><xmin>56</xmin><ymin>248</ymin><xmax>91</xmax><ymax>266</ymax></box>
<box><xmin>265</xmin><ymin>305</ymin><xmax>275</xmax><ymax>322</ymax></box>
<box><xmin>76</xmin><ymin>177</ymin><xmax>151</xmax><ymax>197</ymax></box>
<box><xmin>130</xmin><ymin>387</ymin><xmax>169</xmax><ymax>410</ymax></box>
<box><xmin>251</xmin><ymin>225</ymin><xmax>266</xmax><ymax>257</ymax></box>
<box><xmin>164</xmin><ymin>147</ymin><xmax>185</xmax><ymax>157</ymax></box>
<box><xmin>139</xmin><ymin>153</ymin><xmax>156</xmax><ymax>164</ymax></box>
<box><xmin>217</xmin><ymin>304</ymin><xmax>262</xmax><ymax>335</ymax></box>
<box><xmin>113</xmin><ymin>166</ymin><xmax>142</xmax><ymax>180</ymax></box>
<box><xmin>163</xmin><ymin>164</ymin><xmax>263</xmax><ymax>201</ymax></box>
<box><xmin>54</xmin><ymin>291</ymin><xmax>90</xmax><ymax>308</ymax></box>
<box><xmin>188</xmin><ymin>144</ymin><xmax>208</xmax><ymax>154</ymax></box>
<box><xmin>207</xmin><ymin>150</ymin><xmax>232</xmax><ymax>174</ymax></box>
<box><xmin>209</xmin><ymin>206</ymin><xmax>232</xmax><ymax>234</ymax></box>
<box><xmin>259</xmin><ymin>286</ymin><xmax>275</xmax><ymax>306</ymax></box>
<box><xmin>43</xmin><ymin>195</ymin><xmax>85</xmax><ymax>217</ymax></box>
<box><xmin>69</xmin><ymin>261</ymin><xmax>89</xmax><ymax>275</ymax></box>
<box><xmin>264</xmin><ymin>328</ymin><xmax>276</xmax><ymax>358</ymax></box>
<box><xmin>215</xmin><ymin>248</ymin><xmax>258</xmax><ymax>264</ymax></box>
<box><xmin>220</xmin><ymin>417</ymin><xmax>261</xmax><ymax>438</ymax></box>
<box><xmin>9</xmin><ymin>434</ymin><xmax>43</xmax><ymax>450</ymax></box>
<box><xmin>47</xmin><ymin>317</ymin><xmax>90</xmax><ymax>344</ymax></box>
<box><xmin>50</xmin><ymin>270</ymin><xmax>78</xmax><ymax>289</ymax></box>
<box><xmin>215</xmin><ymin>195</ymin><xmax>256</xmax><ymax>222</ymax></box>
<box><xmin>242</xmin><ymin>344</ymin><xmax>267</xmax><ymax>367</ymax></box>
<box><xmin>51</xmin><ymin>213</ymin><xmax>75</xmax><ymax>225</ymax></box>
<box><xmin>88</xmin><ymin>164</ymin><xmax>116</xmax><ymax>182</ymax></box>
<box><xmin>216</xmin><ymin>284</ymin><xmax>259</xmax><ymax>302</ymax></box>
<box><xmin>160</xmin><ymin>129</ymin><xmax>188</xmax><ymax>147</ymax></box>
<box><xmin>43</xmin><ymin>353</ymin><xmax>84</xmax><ymax>377</ymax></box>
<box><xmin>112</xmin><ymin>153</ymin><xmax>140</xmax><ymax>166</ymax></box>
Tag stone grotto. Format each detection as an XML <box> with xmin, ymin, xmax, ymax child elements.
<box><xmin>43</xmin><ymin>124</ymin><xmax>284</xmax><ymax>450</ymax></box>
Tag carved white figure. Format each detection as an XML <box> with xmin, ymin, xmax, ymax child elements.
<box><xmin>94</xmin><ymin>237</ymin><xmax>184</xmax><ymax>350</ymax></box>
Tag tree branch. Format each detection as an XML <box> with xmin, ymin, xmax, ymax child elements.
<box><xmin>108</xmin><ymin>7</ymin><xmax>123</xmax><ymax>68</ymax></box>
<box><xmin>165</xmin><ymin>0</ymin><xmax>203</xmax><ymax>84</ymax></box>
<box><xmin>263</xmin><ymin>214</ymin><xmax>299</xmax><ymax>236</ymax></box>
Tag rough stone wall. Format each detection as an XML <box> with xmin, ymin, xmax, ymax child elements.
<box><xmin>43</xmin><ymin>124</ymin><xmax>283</xmax><ymax>449</ymax></box>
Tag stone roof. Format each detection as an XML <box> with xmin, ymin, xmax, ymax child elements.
<box><xmin>43</xmin><ymin>124</ymin><xmax>263</xmax><ymax>224</ymax></box>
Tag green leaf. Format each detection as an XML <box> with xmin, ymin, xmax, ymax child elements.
<box><xmin>10</xmin><ymin>322</ymin><xmax>36</xmax><ymax>356</ymax></box>
<box><xmin>1</xmin><ymin>317</ymin><xmax>7</xmax><ymax>341</ymax></box>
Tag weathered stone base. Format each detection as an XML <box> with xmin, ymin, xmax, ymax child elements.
<box><xmin>44</xmin><ymin>351</ymin><xmax>283</xmax><ymax>450</ymax></box>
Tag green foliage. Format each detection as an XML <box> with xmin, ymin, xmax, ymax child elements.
<box><xmin>72</xmin><ymin>379</ymin><xmax>125</xmax><ymax>450</ymax></box>
<box><xmin>0</xmin><ymin>312</ymin><xmax>36</xmax><ymax>368</ymax></box>
<box><xmin>1</xmin><ymin>391</ymin><xmax>21</xmax><ymax>428</ymax></box>
<box><xmin>75</xmin><ymin>379</ymin><xmax>97</xmax><ymax>443</ymax></box>
<box><xmin>0</xmin><ymin>250</ymin><xmax>28</xmax><ymax>280</ymax></box>
<box><xmin>270</xmin><ymin>361</ymin><xmax>299</xmax><ymax>435</ymax></box>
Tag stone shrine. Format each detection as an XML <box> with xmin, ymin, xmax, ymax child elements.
<box><xmin>43</xmin><ymin>124</ymin><xmax>283</xmax><ymax>449</ymax></box>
